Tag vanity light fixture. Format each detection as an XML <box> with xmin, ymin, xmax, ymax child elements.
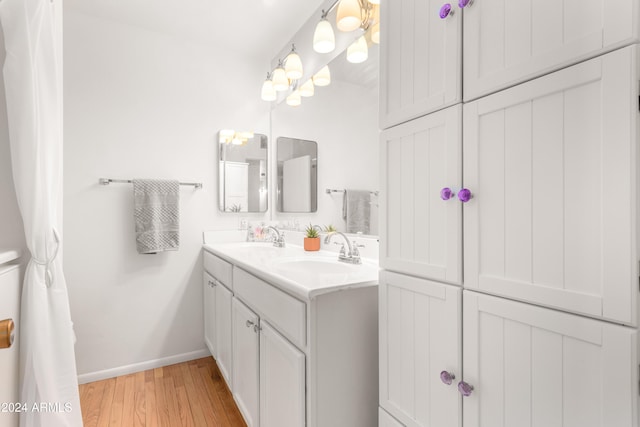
<box><xmin>299</xmin><ymin>79</ymin><xmax>315</xmax><ymax>97</ymax></box>
<box><xmin>261</xmin><ymin>72</ymin><xmax>277</xmax><ymax>101</ymax></box>
<box><xmin>285</xmin><ymin>44</ymin><xmax>304</xmax><ymax>80</ymax></box>
<box><xmin>286</xmin><ymin>90</ymin><xmax>302</xmax><ymax>107</ymax></box>
<box><xmin>272</xmin><ymin>60</ymin><xmax>289</xmax><ymax>91</ymax></box>
<box><xmin>313</xmin><ymin>11</ymin><xmax>336</xmax><ymax>53</ymax></box>
<box><xmin>313</xmin><ymin>65</ymin><xmax>331</xmax><ymax>87</ymax></box>
<box><xmin>347</xmin><ymin>35</ymin><xmax>368</xmax><ymax>63</ymax></box>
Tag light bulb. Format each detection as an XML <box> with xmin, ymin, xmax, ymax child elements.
<box><xmin>299</xmin><ymin>79</ymin><xmax>315</xmax><ymax>97</ymax></box>
<box><xmin>347</xmin><ymin>36</ymin><xmax>368</xmax><ymax>63</ymax></box>
<box><xmin>313</xmin><ymin>18</ymin><xmax>335</xmax><ymax>53</ymax></box>
<box><xmin>336</xmin><ymin>0</ymin><xmax>362</xmax><ymax>32</ymax></box>
<box><xmin>286</xmin><ymin>90</ymin><xmax>301</xmax><ymax>107</ymax></box>
<box><xmin>272</xmin><ymin>66</ymin><xmax>289</xmax><ymax>91</ymax></box>
<box><xmin>313</xmin><ymin>65</ymin><xmax>331</xmax><ymax>87</ymax></box>
<box><xmin>285</xmin><ymin>47</ymin><xmax>303</xmax><ymax>80</ymax></box>
<box><xmin>261</xmin><ymin>78</ymin><xmax>276</xmax><ymax>101</ymax></box>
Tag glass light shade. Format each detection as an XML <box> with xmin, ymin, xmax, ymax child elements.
<box><xmin>261</xmin><ymin>79</ymin><xmax>276</xmax><ymax>101</ymax></box>
<box><xmin>313</xmin><ymin>65</ymin><xmax>331</xmax><ymax>87</ymax></box>
<box><xmin>231</xmin><ymin>138</ymin><xmax>243</xmax><ymax>145</ymax></box>
<box><xmin>337</xmin><ymin>0</ymin><xmax>363</xmax><ymax>32</ymax></box>
<box><xmin>219</xmin><ymin>129</ymin><xmax>235</xmax><ymax>143</ymax></box>
<box><xmin>347</xmin><ymin>36</ymin><xmax>368</xmax><ymax>63</ymax></box>
<box><xmin>237</xmin><ymin>131</ymin><xmax>254</xmax><ymax>139</ymax></box>
<box><xmin>285</xmin><ymin>51</ymin><xmax>303</xmax><ymax>80</ymax></box>
<box><xmin>371</xmin><ymin>21</ymin><xmax>380</xmax><ymax>44</ymax></box>
<box><xmin>286</xmin><ymin>90</ymin><xmax>302</xmax><ymax>107</ymax></box>
<box><xmin>299</xmin><ymin>79</ymin><xmax>315</xmax><ymax>97</ymax></box>
<box><xmin>313</xmin><ymin>19</ymin><xmax>335</xmax><ymax>53</ymax></box>
<box><xmin>272</xmin><ymin>67</ymin><xmax>289</xmax><ymax>91</ymax></box>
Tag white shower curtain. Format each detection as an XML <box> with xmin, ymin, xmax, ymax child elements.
<box><xmin>0</xmin><ymin>0</ymin><xmax>82</xmax><ymax>426</ymax></box>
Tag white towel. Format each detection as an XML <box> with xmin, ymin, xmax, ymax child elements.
<box><xmin>133</xmin><ymin>179</ymin><xmax>180</xmax><ymax>254</ymax></box>
<box><xmin>343</xmin><ymin>190</ymin><xmax>371</xmax><ymax>234</ymax></box>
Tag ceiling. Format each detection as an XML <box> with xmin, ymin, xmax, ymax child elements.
<box><xmin>64</xmin><ymin>0</ymin><xmax>325</xmax><ymax>63</ymax></box>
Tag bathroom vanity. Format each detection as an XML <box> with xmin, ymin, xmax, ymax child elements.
<box><xmin>202</xmin><ymin>241</ymin><xmax>379</xmax><ymax>427</ymax></box>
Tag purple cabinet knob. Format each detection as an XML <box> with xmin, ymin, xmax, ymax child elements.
<box><xmin>458</xmin><ymin>381</ymin><xmax>474</xmax><ymax>397</ymax></box>
<box><xmin>457</xmin><ymin>188</ymin><xmax>472</xmax><ymax>203</ymax></box>
<box><xmin>458</xmin><ymin>0</ymin><xmax>472</xmax><ymax>8</ymax></box>
<box><xmin>439</xmin><ymin>3</ymin><xmax>453</xmax><ymax>19</ymax></box>
<box><xmin>440</xmin><ymin>370</ymin><xmax>456</xmax><ymax>385</ymax></box>
<box><xmin>440</xmin><ymin>187</ymin><xmax>455</xmax><ymax>200</ymax></box>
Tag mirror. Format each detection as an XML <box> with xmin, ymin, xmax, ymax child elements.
<box><xmin>276</xmin><ymin>137</ymin><xmax>318</xmax><ymax>212</ymax></box>
<box><xmin>218</xmin><ymin>131</ymin><xmax>268</xmax><ymax>213</ymax></box>
<box><xmin>270</xmin><ymin>44</ymin><xmax>379</xmax><ymax>234</ymax></box>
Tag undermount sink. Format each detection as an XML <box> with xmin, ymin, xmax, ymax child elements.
<box><xmin>271</xmin><ymin>257</ymin><xmax>361</xmax><ymax>275</ymax></box>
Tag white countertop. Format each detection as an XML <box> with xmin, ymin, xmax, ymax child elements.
<box><xmin>203</xmin><ymin>242</ymin><xmax>379</xmax><ymax>300</ymax></box>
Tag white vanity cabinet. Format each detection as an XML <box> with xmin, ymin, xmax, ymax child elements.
<box><xmin>203</xmin><ymin>271</ymin><xmax>217</xmax><ymax>358</ymax></box>
<box><xmin>203</xmin><ymin>246</ymin><xmax>379</xmax><ymax>427</ymax></box>
<box><xmin>462</xmin><ymin>0</ymin><xmax>640</xmax><ymax>101</ymax></box>
<box><xmin>259</xmin><ymin>321</ymin><xmax>305</xmax><ymax>427</ymax></box>
<box><xmin>464</xmin><ymin>45</ymin><xmax>639</xmax><ymax>326</ymax></box>
<box><xmin>379</xmin><ymin>0</ymin><xmax>461</xmax><ymax>129</ymax></box>
<box><xmin>380</xmin><ymin>105</ymin><xmax>462</xmax><ymax>285</ymax></box>
<box><xmin>232</xmin><ymin>298</ymin><xmax>260</xmax><ymax>427</ymax></box>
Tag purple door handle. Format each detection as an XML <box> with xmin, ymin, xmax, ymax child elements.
<box><xmin>440</xmin><ymin>187</ymin><xmax>455</xmax><ymax>200</ymax></box>
<box><xmin>458</xmin><ymin>0</ymin><xmax>472</xmax><ymax>8</ymax></box>
<box><xmin>458</xmin><ymin>381</ymin><xmax>474</xmax><ymax>397</ymax></box>
<box><xmin>439</xmin><ymin>3</ymin><xmax>453</xmax><ymax>19</ymax></box>
<box><xmin>440</xmin><ymin>370</ymin><xmax>456</xmax><ymax>385</ymax></box>
<box><xmin>457</xmin><ymin>188</ymin><xmax>472</xmax><ymax>203</ymax></box>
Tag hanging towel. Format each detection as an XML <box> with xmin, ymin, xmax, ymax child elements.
<box><xmin>133</xmin><ymin>179</ymin><xmax>180</xmax><ymax>254</ymax></box>
<box><xmin>343</xmin><ymin>190</ymin><xmax>371</xmax><ymax>234</ymax></box>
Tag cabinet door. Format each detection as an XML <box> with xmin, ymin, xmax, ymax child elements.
<box><xmin>463</xmin><ymin>291</ymin><xmax>638</xmax><ymax>427</ymax></box>
<box><xmin>380</xmin><ymin>106</ymin><xmax>462</xmax><ymax>284</ymax></box>
<box><xmin>379</xmin><ymin>271</ymin><xmax>462</xmax><ymax>427</ymax></box>
<box><xmin>215</xmin><ymin>283</ymin><xmax>233</xmax><ymax>388</ymax></box>
<box><xmin>259</xmin><ymin>321</ymin><xmax>305</xmax><ymax>427</ymax></box>
<box><xmin>463</xmin><ymin>0</ymin><xmax>639</xmax><ymax>101</ymax></box>
<box><xmin>379</xmin><ymin>0</ymin><xmax>461</xmax><ymax>129</ymax></box>
<box><xmin>232</xmin><ymin>298</ymin><xmax>259</xmax><ymax>427</ymax></box>
<box><xmin>203</xmin><ymin>272</ymin><xmax>217</xmax><ymax>358</ymax></box>
<box><xmin>464</xmin><ymin>46</ymin><xmax>639</xmax><ymax>325</ymax></box>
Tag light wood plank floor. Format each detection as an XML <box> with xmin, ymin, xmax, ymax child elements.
<box><xmin>79</xmin><ymin>357</ymin><xmax>247</xmax><ymax>427</ymax></box>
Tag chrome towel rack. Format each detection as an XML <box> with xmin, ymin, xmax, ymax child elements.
<box><xmin>325</xmin><ymin>188</ymin><xmax>379</xmax><ymax>196</ymax></box>
<box><xmin>99</xmin><ymin>178</ymin><xmax>203</xmax><ymax>189</ymax></box>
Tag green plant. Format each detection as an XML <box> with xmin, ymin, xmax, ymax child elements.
<box><xmin>305</xmin><ymin>224</ymin><xmax>319</xmax><ymax>238</ymax></box>
<box><xmin>324</xmin><ymin>224</ymin><xmax>337</xmax><ymax>233</ymax></box>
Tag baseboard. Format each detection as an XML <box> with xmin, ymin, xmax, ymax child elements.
<box><xmin>77</xmin><ymin>348</ymin><xmax>212</xmax><ymax>385</ymax></box>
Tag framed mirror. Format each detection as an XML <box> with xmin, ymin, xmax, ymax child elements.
<box><xmin>276</xmin><ymin>137</ymin><xmax>317</xmax><ymax>213</ymax></box>
<box><xmin>218</xmin><ymin>131</ymin><xmax>268</xmax><ymax>213</ymax></box>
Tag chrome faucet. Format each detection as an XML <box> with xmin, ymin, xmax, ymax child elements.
<box><xmin>264</xmin><ymin>226</ymin><xmax>286</xmax><ymax>248</ymax></box>
<box><xmin>324</xmin><ymin>231</ymin><xmax>362</xmax><ymax>264</ymax></box>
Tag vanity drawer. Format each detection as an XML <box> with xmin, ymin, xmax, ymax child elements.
<box><xmin>234</xmin><ymin>267</ymin><xmax>306</xmax><ymax>349</ymax></box>
<box><xmin>203</xmin><ymin>250</ymin><xmax>233</xmax><ymax>290</ymax></box>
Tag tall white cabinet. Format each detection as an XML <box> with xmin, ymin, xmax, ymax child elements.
<box><xmin>379</xmin><ymin>1</ymin><xmax>640</xmax><ymax>426</ymax></box>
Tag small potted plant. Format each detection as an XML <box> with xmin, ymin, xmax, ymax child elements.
<box><xmin>304</xmin><ymin>224</ymin><xmax>321</xmax><ymax>251</ymax></box>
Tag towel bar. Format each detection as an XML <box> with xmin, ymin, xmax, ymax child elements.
<box><xmin>325</xmin><ymin>188</ymin><xmax>378</xmax><ymax>196</ymax></box>
<box><xmin>99</xmin><ymin>178</ymin><xmax>202</xmax><ymax>189</ymax></box>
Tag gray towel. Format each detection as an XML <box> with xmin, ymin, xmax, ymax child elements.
<box><xmin>133</xmin><ymin>179</ymin><xmax>180</xmax><ymax>254</ymax></box>
<box><xmin>343</xmin><ymin>190</ymin><xmax>371</xmax><ymax>234</ymax></box>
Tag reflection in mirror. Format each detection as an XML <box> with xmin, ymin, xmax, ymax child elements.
<box><xmin>218</xmin><ymin>131</ymin><xmax>268</xmax><ymax>213</ymax></box>
<box><xmin>277</xmin><ymin>137</ymin><xmax>318</xmax><ymax>213</ymax></box>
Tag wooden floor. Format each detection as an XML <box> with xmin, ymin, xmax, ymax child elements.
<box><xmin>79</xmin><ymin>357</ymin><xmax>246</xmax><ymax>427</ymax></box>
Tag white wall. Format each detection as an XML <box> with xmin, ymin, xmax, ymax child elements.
<box><xmin>0</xmin><ymin>24</ymin><xmax>26</xmax><ymax>251</ymax></box>
<box><xmin>63</xmin><ymin>9</ymin><xmax>269</xmax><ymax>378</ymax></box>
<box><xmin>271</xmin><ymin>79</ymin><xmax>379</xmax><ymax>234</ymax></box>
